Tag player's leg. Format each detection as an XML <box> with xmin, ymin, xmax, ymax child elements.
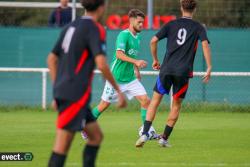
<box><xmin>168</xmin><ymin>98</ymin><xmax>182</xmax><ymax>126</ymax></box>
<box><xmin>158</xmin><ymin>98</ymin><xmax>182</xmax><ymax>147</ymax></box>
<box><xmin>92</xmin><ymin>81</ymin><xmax>118</xmax><ymax>119</ymax></box>
<box><xmin>142</xmin><ymin>91</ymin><xmax>163</xmax><ymax>135</ymax></box>
<box><xmin>136</xmin><ymin>76</ymin><xmax>170</xmax><ymax>147</ymax></box>
<box><xmin>92</xmin><ymin>100</ymin><xmax>111</xmax><ymax>119</ymax></box>
<box><xmin>81</xmin><ymin>100</ymin><xmax>110</xmax><ymax>140</ymax></box>
<box><xmin>83</xmin><ymin>120</ymin><xmax>103</xmax><ymax>167</ymax></box>
<box><xmin>48</xmin><ymin>99</ymin><xmax>78</xmax><ymax>166</ymax></box>
<box><xmin>142</xmin><ymin>75</ymin><xmax>171</xmax><ymax>136</ymax></box>
<box><xmin>126</xmin><ymin>79</ymin><xmax>149</xmax><ymax>123</ymax></box>
<box><xmin>135</xmin><ymin>91</ymin><xmax>163</xmax><ymax>147</ymax></box>
<box><xmin>159</xmin><ymin>76</ymin><xmax>189</xmax><ymax>147</ymax></box>
<box><xmin>135</xmin><ymin>94</ymin><xmax>150</xmax><ymax>123</ymax></box>
<box><xmin>48</xmin><ymin>129</ymin><xmax>75</xmax><ymax>167</ymax></box>
<box><xmin>82</xmin><ymin>81</ymin><xmax>122</xmax><ymax>140</ymax></box>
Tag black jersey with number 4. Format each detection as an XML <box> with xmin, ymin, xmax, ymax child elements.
<box><xmin>156</xmin><ymin>17</ymin><xmax>209</xmax><ymax>77</ymax></box>
<box><xmin>52</xmin><ymin>16</ymin><xmax>106</xmax><ymax>102</ymax></box>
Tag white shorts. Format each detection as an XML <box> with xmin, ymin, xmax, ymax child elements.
<box><xmin>101</xmin><ymin>79</ymin><xmax>147</xmax><ymax>103</ymax></box>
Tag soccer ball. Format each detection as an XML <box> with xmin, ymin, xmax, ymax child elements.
<box><xmin>138</xmin><ymin>125</ymin><xmax>158</xmax><ymax>140</ymax></box>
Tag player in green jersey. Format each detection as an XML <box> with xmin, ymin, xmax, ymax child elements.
<box><xmin>81</xmin><ymin>9</ymin><xmax>159</xmax><ymax>140</ymax></box>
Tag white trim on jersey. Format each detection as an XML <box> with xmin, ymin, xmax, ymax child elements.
<box><xmin>116</xmin><ymin>48</ymin><xmax>125</xmax><ymax>52</ymax></box>
<box><xmin>81</xmin><ymin>16</ymin><xmax>93</xmax><ymax>19</ymax></box>
<box><xmin>110</xmin><ymin>58</ymin><xmax>118</xmax><ymax>72</ymax></box>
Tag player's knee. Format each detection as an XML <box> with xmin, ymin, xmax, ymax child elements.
<box><xmin>89</xmin><ymin>131</ymin><xmax>103</xmax><ymax>145</ymax></box>
<box><xmin>95</xmin><ymin>131</ymin><xmax>104</xmax><ymax>144</ymax></box>
<box><xmin>172</xmin><ymin>106</ymin><xmax>180</xmax><ymax>113</ymax></box>
<box><xmin>140</xmin><ymin>96</ymin><xmax>150</xmax><ymax>108</ymax></box>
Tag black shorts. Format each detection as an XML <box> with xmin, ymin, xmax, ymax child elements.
<box><xmin>55</xmin><ymin>98</ymin><xmax>96</xmax><ymax>132</ymax></box>
<box><xmin>154</xmin><ymin>75</ymin><xmax>189</xmax><ymax>100</ymax></box>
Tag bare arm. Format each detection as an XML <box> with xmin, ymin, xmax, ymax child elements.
<box><xmin>95</xmin><ymin>55</ymin><xmax>127</xmax><ymax>107</ymax></box>
<box><xmin>134</xmin><ymin>65</ymin><xmax>141</xmax><ymax>80</ymax></box>
<box><xmin>95</xmin><ymin>55</ymin><xmax>120</xmax><ymax>92</ymax></box>
<box><xmin>202</xmin><ymin>40</ymin><xmax>212</xmax><ymax>83</ymax></box>
<box><xmin>116</xmin><ymin>50</ymin><xmax>136</xmax><ymax>64</ymax></box>
<box><xmin>116</xmin><ymin>50</ymin><xmax>147</xmax><ymax>69</ymax></box>
<box><xmin>47</xmin><ymin>52</ymin><xmax>59</xmax><ymax>110</ymax></box>
<box><xmin>150</xmin><ymin>36</ymin><xmax>161</xmax><ymax>70</ymax></box>
<box><xmin>47</xmin><ymin>52</ymin><xmax>58</xmax><ymax>84</ymax></box>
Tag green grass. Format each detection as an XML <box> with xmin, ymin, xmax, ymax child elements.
<box><xmin>0</xmin><ymin>105</ymin><xmax>250</xmax><ymax>167</ymax></box>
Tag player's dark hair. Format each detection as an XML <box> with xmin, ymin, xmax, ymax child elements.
<box><xmin>181</xmin><ymin>0</ymin><xmax>197</xmax><ymax>13</ymax></box>
<box><xmin>81</xmin><ymin>0</ymin><xmax>105</xmax><ymax>11</ymax></box>
<box><xmin>128</xmin><ymin>9</ymin><xmax>145</xmax><ymax>19</ymax></box>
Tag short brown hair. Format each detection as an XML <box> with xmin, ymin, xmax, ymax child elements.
<box><xmin>128</xmin><ymin>9</ymin><xmax>145</xmax><ymax>19</ymax></box>
<box><xmin>181</xmin><ymin>0</ymin><xmax>197</xmax><ymax>12</ymax></box>
<box><xmin>81</xmin><ymin>0</ymin><xmax>105</xmax><ymax>11</ymax></box>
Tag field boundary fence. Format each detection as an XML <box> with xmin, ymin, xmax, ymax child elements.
<box><xmin>1</xmin><ymin>67</ymin><xmax>250</xmax><ymax>109</ymax></box>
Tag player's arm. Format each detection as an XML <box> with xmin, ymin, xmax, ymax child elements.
<box><xmin>150</xmin><ymin>23</ymin><xmax>169</xmax><ymax>70</ymax></box>
<box><xmin>150</xmin><ymin>36</ymin><xmax>160</xmax><ymax>70</ymax></box>
<box><xmin>47</xmin><ymin>28</ymin><xmax>67</xmax><ymax>110</ymax></box>
<box><xmin>116</xmin><ymin>32</ymin><xmax>147</xmax><ymax>69</ymax></box>
<box><xmin>95</xmin><ymin>55</ymin><xmax>127</xmax><ymax>108</ymax></box>
<box><xmin>116</xmin><ymin>50</ymin><xmax>147</xmax><ymax>69</ymax></box>
<box><xmin>134</xmin><ymin>65</ymin><xmax>141</xmax><ymax>80</ymax></box>
<box><xmin>199</xmin><ymin>25</ymin><xmax>212</xmax><ymax>83</ymax></box>
<box><xmin>201</xmin><ymin>40</ymin><xmax>212</xmax><ymax>83</ymax></box>
<box><xmin>47</xmin><ymin>53</ymin><xmax>58</xmax><ymax>83</ymax></box>
<box><xmin>90</xmin><ymin>25</ymin><xmax>126</xmax><ymax>108</ymax></box>
<box><xmin>47</xmin><ymin>27</ymin><xmax>66</xmax><ymax>83</ymax></box>
<box><xmin>47</xmin><ymin>52</ymin><xmax>59</xmax><ymax>110</ymax></box>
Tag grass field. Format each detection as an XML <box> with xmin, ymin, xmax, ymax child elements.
<box><xmin>0</xmin><ymin>105</ymin><xmax>250</xmax><ymax>167</ymax></box>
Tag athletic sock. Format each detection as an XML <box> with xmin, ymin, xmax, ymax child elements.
<box><xmin>142</xmin><ymin>120</ymin><xmax>152</xmax><ymax>137</ymax></box>
<box><xmin>48</xmin><ymin>152</ymin><xmax>66</xmax><ymax>167</ymax></box>
<box><xmin>162</xmin><ymin>125</ymin><xmax>173</xmax><ymax>140</ymax></box>
<box><xmin>140</xmin><ymin>108</ymin><xmax>147</xmax><ymax>123</ymax></box>
<box><xmin>83</xmin><ymin>145</ymin><xmax>100</xmax><ymax>167</ymax></box>
<box><xmin>91</xmin><ymin>107</ymin><xmax>101</xmax><ymax>119</ymax></box>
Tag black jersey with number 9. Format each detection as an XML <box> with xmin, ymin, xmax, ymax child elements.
<box><xmin>156</xmin><ymin>17</ymin><xmax>209</xmax><ymax>77</ymax></box>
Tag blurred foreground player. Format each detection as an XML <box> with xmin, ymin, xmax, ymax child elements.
<box><xmin>47</xmin><ymin>0</ymin><xmax>126</xmax><ymax>166</ymax></box>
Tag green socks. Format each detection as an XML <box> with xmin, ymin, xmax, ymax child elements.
<box><xmin>92</xmin><ymin>107</ymin><xmax>147</xmax><ymax>122</ymax></box>
<box><xmin>140</xmin><ymin>108</ymin><xmax>147</xmax><ymax>123</ymax></box>
<box><xmin>92</xmin><ymin>107</ymin><xmax>102</xmax><ymax>119</ymax></box>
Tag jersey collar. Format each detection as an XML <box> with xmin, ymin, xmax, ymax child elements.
<box><xmin>182</xmin><ymin>16</ymin><xmax>192</xmax><ymax>19</ymax></box>
<box><xmin>127</xmin><ymin>29</ymin><xmax>138</xmax><ymax>39</ymax></box>
<box><xmin>81</xmin><ymin>16</ymin><xmax>93</xmax><ymax>19</ymax></box>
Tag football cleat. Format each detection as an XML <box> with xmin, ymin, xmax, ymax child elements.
<box><xmin>158</xmin><ymin>138</ymin><xmax>171</xmax><ymax>147</ymax></box>
<box><xmin>81</xmin><ymin>131</ymin><xmax>88</xmax><ymax>140</ymax></box>
<box><xmin>135</xmin><ymin>134</ymin><xmax>148</xmax><ymax>147</ymax></box>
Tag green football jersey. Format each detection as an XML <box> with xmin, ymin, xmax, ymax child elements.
<box><xmin>111</xmin><ymin>29</ymin><xmax>141</xmax><ymax>83</ymax></box>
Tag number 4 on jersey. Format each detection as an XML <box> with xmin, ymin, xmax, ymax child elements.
<box><xmin>177</xmin><ymin>28</ymin><xmax>187</xmax><ymax>45</ymax></box>
<box><xmin>62</xmin><ymin>27</ymin><xmax>75</xmax><ymax>54</ymax></box>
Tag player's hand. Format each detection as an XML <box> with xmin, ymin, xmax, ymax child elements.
<box><xmin>203</xmin><ymin>67</ymin><xmax>211</xmax><ymax>83</ymax></box>
<box><xmin>51</xmin><ymin>99</ymin><xmax>58</xmax><ymax>111</ymax></box>
<box><xmin>116</xmin><ymin>92</ymin><xmax>127</xmax><ymax>108</ymax></box>
<box><xmin>135</xmin><ymin>60</ymin><xmax>147</xmax><ymax>69</ymax></box>
<box><xmin>152</xmin><ymin>60</ymin><xmax>160</xmax><ymax>70</ymax></box>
